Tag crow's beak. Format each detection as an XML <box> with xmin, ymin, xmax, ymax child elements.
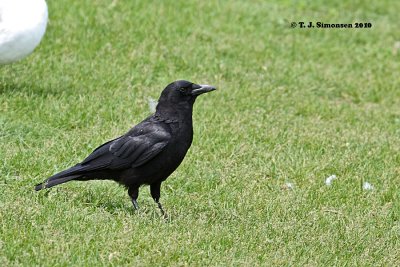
<box><xmin>191</xmin><ymin>84</ymin><xmax>217</xmax><ymax>96</ymax></box>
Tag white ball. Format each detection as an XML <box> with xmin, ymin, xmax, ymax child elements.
<box><xmin>0</xmin><ymin>0</ymin><xmax>48</xmax><ymax>64</ymax></box>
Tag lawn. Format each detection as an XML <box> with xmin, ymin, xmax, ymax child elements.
<box><xmin>1</xmin><ymin>0</ymin><xmax>400</xmax><ymax>265</ymax></box>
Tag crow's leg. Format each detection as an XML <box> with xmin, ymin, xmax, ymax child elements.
<box><xmin>150</xmin><ymin>182</ymin><xmax>166</xmax><ymax>217</ymax></box>
<box><xmin>128</xmin><ymin>186</ymin><xmax>139</xmax><ymax>210</ymax></box>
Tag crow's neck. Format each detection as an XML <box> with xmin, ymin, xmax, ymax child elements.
<box><xmin>155</xmin><ymin>102</ymin><xmax>194</xmax><ymax>122</ymax></box>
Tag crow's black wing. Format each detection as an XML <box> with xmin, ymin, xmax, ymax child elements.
<box><xmin>80</xmin><ymin>121</ymin><xmax>171</xmax><ymax>170</ymax></box>
<box><xmin>80</xmin><ymin>136</ymin><xmax>122</xmax><ymax>164</ymax></box>
<box><xmin>34</xmin><ymin>120</ymin><xmax>171</xmax><ymax>191</ymax></box>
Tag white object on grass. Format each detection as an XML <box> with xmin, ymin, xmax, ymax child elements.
<box><xmin>363</xmin><ymin>182</ymin><xmax>374</xmax><ymax>190</ymax></box>
<box><xmin>148</xmin><ymin>97</ymin><xmax>158</xmax><ymax>113</ymax></box>
<box><xmin>285</xmin><ymin>182</ymin><xmax>294</xmax><ymax>190</ymax></box>
<box><xmin>325</xmin><ymin>175</ymin><xmax>337</xmax><ymax>186</ymax></box>
<box><xmin>0</xmin><ymin>0</ymin><xmax>48</xmax><ymax>64</ymax></box>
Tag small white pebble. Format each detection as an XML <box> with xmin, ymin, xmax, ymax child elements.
<box><xmin>363</xmin><ymin>182</ymin><xmax>374</xmax><ymax>190</ymax></box>
<box><xmin>148</xmin><ymin>98</ymin><xmax>158</xmax><ymax>113</ymax></box>
<box><xmin>325</xmin><ymin>175</ymin><xmax>337</xmax><ymax>186</ymax></box>
<box><xmin>285</xmin><ymin>182</ymin><xmax>294</xmax><ymax>190</ymax></box>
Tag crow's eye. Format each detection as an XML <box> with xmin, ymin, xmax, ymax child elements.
<box><xmin>178</xmin><ymin>87</ymin><xmax>192</xmax><ymax>96</ymax></box>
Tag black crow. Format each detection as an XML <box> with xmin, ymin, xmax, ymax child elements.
<box><xmin>35</xmin><ymin>80</ymin><xmax>216</xmax><ymax>215</ymax></box>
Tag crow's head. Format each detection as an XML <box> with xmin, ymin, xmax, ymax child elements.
<box><xmin>158</xmin><ymin>80</ymin><xmax>216</xmax><ymax>106</ymax></box>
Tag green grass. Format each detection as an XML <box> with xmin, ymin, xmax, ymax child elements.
<box><xmin>1</xmin><ymin>0</ymin><xmax>400</xmax><ymax>265</ymax></box>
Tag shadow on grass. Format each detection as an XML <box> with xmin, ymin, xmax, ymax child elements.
<box><xmin>95</xmin><ymin>198</ymin><xmax>169</xmax><ymax>220</ymax></box>
<box><xmin>96</xmin><ymin>200</ymin><xmax>134</xmax><ymax>214</ymax></box>
<box><xmin>0</xmin><ymin>79</ymin><xmax>68</xmax><ymax>97</ymax></box>
<box><xmin>96</xmin><ymin>200</ymin><xmax>164</xmax><ymax>217</ymax></box>
<box><xmin>0</xmin><ymin>65</ymin><xmax>69</xmax><ymax>97</ymax></box>
<box><xmin>34</xmin><ymin>186</ymin><xmax>171</xmax><ymax>221</ymax></box>
<box><xmin>33</xmin><ymin>185</ymin><xmax>132</xmax><ymax>213</ymax></box>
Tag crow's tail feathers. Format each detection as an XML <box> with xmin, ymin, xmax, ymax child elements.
<box><xmin>34</xmin><ymin>164</ymin><xmax>85</xmax><ymax>191</ymax></box>
<box><xmin>35</xmin><ymin>174</ymin><xmax>82</xmax><ymax>191</ymax></box>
